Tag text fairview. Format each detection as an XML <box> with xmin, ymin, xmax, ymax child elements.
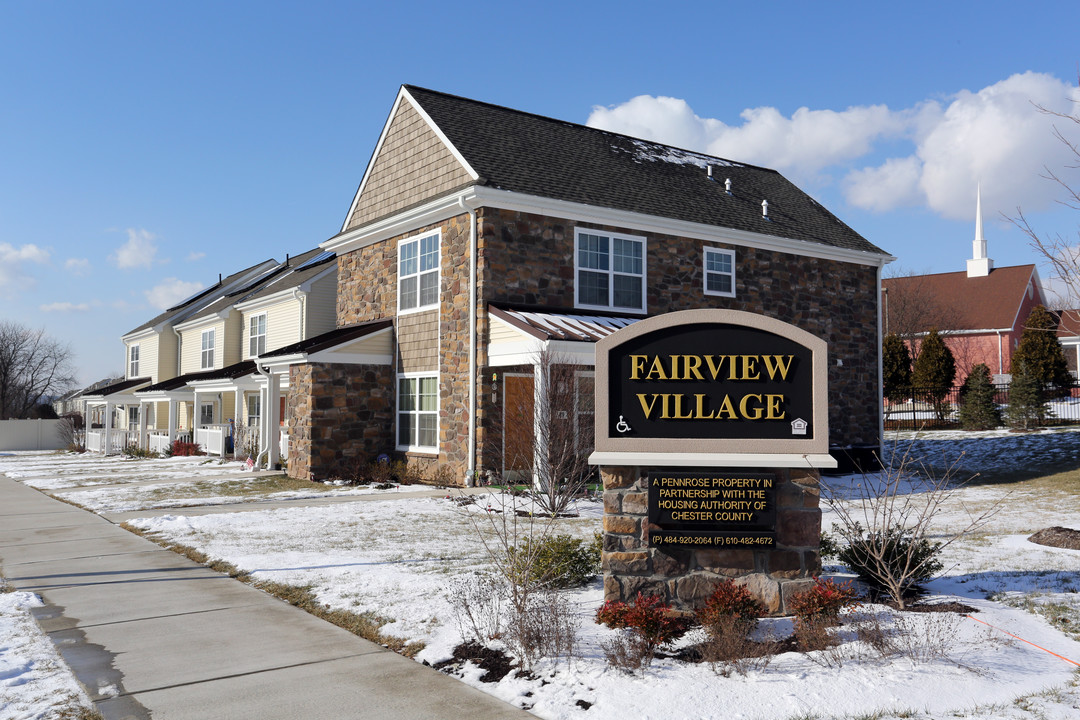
<box><xmin>629</xmin><ymin>354</ymin><xmax>794</xmax><ymax>382</ymax></box>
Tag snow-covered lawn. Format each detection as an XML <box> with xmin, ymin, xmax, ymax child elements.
<box><xmin>3</xmin><ymin>430</ymin><xmax>1080</xmax><ymax>719</ymax></box>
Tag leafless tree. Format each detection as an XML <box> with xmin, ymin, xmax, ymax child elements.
<box><xmin>1010</xmin><ymin>74</ymin><xmax>1080</xmax><ymax>314</ymax></box>
<box><xmin>497</xmin><ymin>348</ymin><xmax>595</xmax><ymax>516</ymax></box>
<box><xmin>882</xmin><ymin>268</ymin><xmax>964</xmax><ymax>360</ymax></box>
<box><xmin>0</xmin><ymin>321</ymin><xmax>76</xmax><ymax>420</ymax></box>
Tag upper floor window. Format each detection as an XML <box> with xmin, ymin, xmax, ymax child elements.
<box><xmin>703</xmin><ymin>247</ymin><xmax>736</xmax><ymax>298</ymax></box>
<box><xmin>129</xmin><ymin>344</ymin><xmax>140</xmax><ymax>378</ymax></box>
<box><xmin>249</xmin><ymin>314</ymin><xmax>267</xmax><ymax>357</ymax></box>
<box><xmin>574</xmin><ymin>229</ymin><xmax>646</xmax><ymax>313</ymax></box>
<box><xmin>398</xmin><ymin>231</ymin><xmax>440</xmax><ymax>313</ymax></box>
<box><xmin>200</xmin><ymin>329</ymin><xmax>215</xmax><ymax>370</ymax></box>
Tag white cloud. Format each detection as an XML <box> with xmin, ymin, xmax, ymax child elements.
<box><xmin>588</xmin><ymin>96</ymin><xmax>906</xmax><ymax>179</ymax></box>
<box><xmin>111</xmin><ymin>228</ymin><xmax>159</xmax><ymax>269</ymax></box>
<box><xmin>65</xmin><ymin>257</ymin><xmax>91</xmax><ymax>276</ymax></box>
<box><xmin>187</xmin><ymin>251</ymin><xmax>206</xmax><ymax>262</ymax></box>
<box><xmin>145</xmin><ymin>278</ymin><xmax>205</xmax><ymax>310</ymax></box>
<box><xmin>587</xmin><ymin>72</ymin><xmax>1080</xmax><ymax>222</ymax></box>
<box><xmin>40</xmin><ymin>301</ymin><xmax>91</xmax><ymax>312</ymax></box>
<box><xmin>0</xmin><ymin>242</ymin><xmax>50</xmax><ymax>298</ymax></box>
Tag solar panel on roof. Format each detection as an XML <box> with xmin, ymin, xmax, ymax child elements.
<box><xmin>296</xmin><ymin>250</ymin><xmax>335</xmax><ymax>271</ymax></box>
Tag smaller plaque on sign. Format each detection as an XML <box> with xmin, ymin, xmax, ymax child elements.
<box><xmin>648</xmin><ymin>470</ymin><xmax>776</xmax><ymax>548</ymax></box>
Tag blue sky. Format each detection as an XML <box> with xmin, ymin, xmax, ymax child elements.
<box><xmin>2</xmin><ymin>1</ymin><xmax>1079</xmax><ymax>386</ymax></box>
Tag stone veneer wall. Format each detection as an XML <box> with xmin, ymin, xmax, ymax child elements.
<box><xmin>286</xmin><ymin>362</ymin><xmax>394</xmax><ymax>482</ymax></box>
<box><xmin>601</xmin><ymin>466</ymin><xmax>821</xmax><ymax>615</ymax></box>
<box><xmin>476</xmin><ymin>207</ymin><xmax>881</xmax><ymax>451</ymax></box>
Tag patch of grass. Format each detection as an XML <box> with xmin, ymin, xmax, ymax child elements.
<box><xmin>53</xmin><ymin>703</ymin><xmax>105</xmax><ymax>720</ymax></box>
<box><xmin>120</xmin><ymin>525</ymin><xmax>422</xmax><ymax>657</ymax></box>
<box><xmin>992</xmin><ymin>590</ymin><xmax>1080</xmax><ymax>640</ymax></box>
<box><xmin>0</xmin><ymin>577</ymin><xmax>12</xmax><ymax>593</ymax></box>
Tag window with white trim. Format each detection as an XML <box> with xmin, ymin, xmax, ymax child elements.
<box><xmin>246</xmin><ymin>394</ymin><xmax>261</xmax><ymax>427</ymax></box>
<box><xmin>397</xmin><ymin>374</ymin><xmax>438</xmax><ymax>450</ymax></box>
<box><xmin>200</xmin><ymin>329</ymin><xmax>215</xmax><ymax>370</ymax></box>
<box><xmin>127</xmin><ymin>406</ymin><xmax>140</xmax><ymax>431</ymax></box>
<box><xmin>199</xmin><ymin>402</ymin><xmax>214</xmax><ymax>426</ymax></box>
<box><xmin>574</xmin><ymin>228</ymin><xmax>646</xmax><ymax>312</ymax></box>
<box><xmin>398</xmin><ymin>231</ymin><xmax>440</xmax><ymax>313</ymax></box>
<box><xmin>249</xmin><ymin>314</ymin><xmax>267</xmax><ymax>357</ymax></box>
<box><xmin>703</xmin><ymin>246</ymin><xmax>736</xmax><ymax>297</ymax></box>
<box><xmin>129</xmin><ymin>344</ymin><xmax>140</xmax><ymax>378</ymax></box>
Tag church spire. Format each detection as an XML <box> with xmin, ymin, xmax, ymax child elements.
<box><xmin>967</xmin><ymin>183</ymin><xmax>993</xmax><ymax>277</ymax></box>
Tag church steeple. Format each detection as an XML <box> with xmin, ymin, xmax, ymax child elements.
<box><xmin>967</xmin><ymin>184</ymin><xmax>994</xmax><ymax>277</ymax></box>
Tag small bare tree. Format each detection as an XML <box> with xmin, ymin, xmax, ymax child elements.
<box><xmin>0</xmin><ymin>321</ymin><xmax>76</xmax><ymax>420</ymax></box>
<box><xmin>882</xmin><ymin>268</ymin><xmax>964</xmax><ymax>359</ymax></box>
<box><xmin>497</xmin><ymin>348</ymin><xmax>595</xmax><ymax>516</ymax></box>
<box><xmin>821</xmin><ymin>441</ymin><xmax>1005</xmax><ymax>609</ymax></box>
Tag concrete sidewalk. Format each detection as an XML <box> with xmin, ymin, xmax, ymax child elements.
<box><xmin>0</xmin><ymin>477</ymin><xmax>531</xmax><ymax>720</ymax></box>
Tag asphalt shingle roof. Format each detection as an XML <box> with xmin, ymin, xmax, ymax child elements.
<box><xmin>882</xmin><ymin>265</ymin><xmax>1037</xmax><ymax>331</ymax></box>
<box><xmin>402</xmin><ymin>86</ymin><xmax>887</xmax><ymax>257</ymax></box>
<box><xmin>260</xmin><ymin>320</ymin><xmax>392</xmax><ymax>359</ymax></box>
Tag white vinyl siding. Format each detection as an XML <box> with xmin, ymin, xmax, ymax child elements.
<box><xmin>305</xmin><ymin>272</ymin><xmax>338</xmax><ymax>338</ymax></box>
<box><xmin>398</xmin><ymin>231</ymin><xmax>440</xmax><ymax>314</ymax></box>
<box><xmin>180</xmin><ymin>319</ymin><xmax>229</xmax><ymax>374</ymax></box>
<box><xmin>703</xmin><ymin>246</ymin><xmax>736</xmax><ymax>297</ymax></box>
<box><xmin>397</xmin><ymin>374</ymin><xmax>438</xmax><ymax>451</ymax></box>
<box><xmin>574</xmin><ymin>228</ymin><xmax>646</xmax><ymax>313</ymax></box>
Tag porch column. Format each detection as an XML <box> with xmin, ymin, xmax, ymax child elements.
<box><xmin>532</xmin><ymin>359</ymin><xmax>548</xmax><ymax>489</ymax></box>
<box><xmin>234</xmin><ymin>387</ymin><xmax>243</xmax><ymax>458</ymax></box>
<box><xmin>168</xmin><ymin>398</ymin><xmax>177</xmax><ymax>445</ymax></box>
<box><xmin>103</xmin><ymin>400</ymin><xmax>113</xmax><ymax>456</ymax></box>
<box><xmin>267</xmin><ymin>371</ymin><xmax>281</xmax><ymax>469</ymax></box>
<box><xmin>138</xmin><ymin>402</ymin><xmax>148</xmax><ymax>449</ymax></box>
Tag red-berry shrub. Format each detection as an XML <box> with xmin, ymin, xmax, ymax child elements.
<box><xmin>596</xmin><ymin>592</ymin><xmax>691</xmax><ymax>667</ymax></box>
<box><xmin>695</xmin><ymin>581</ymin><xmax>765</xmax><ymax>631</ymax></box>
<box><xmin>788</xmin><ymin>578</ymin><xmax>861</xmax><ymax>626</ymax></box>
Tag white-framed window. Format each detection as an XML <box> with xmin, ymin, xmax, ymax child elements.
<box><xmin>246</xmin><ymin>394</ymin><xmax>261</xmax><ymax>427</ymax></box>
<box><xmin>199</xmin><ymin>402</ymin><xmax>214</xmax><ymax>426</ymax></box>
<box><xmin>397</xmin><ymin>374</ymin><xmax>438</xmax><ymax>451</ymax></box>
<box><xmin>129</xmin><ymin>344</ymin><xmax>140</xmax><ymax>378</ymax></box>
<box><xmin>398</xmin><ymin>230</ymin><xmax>440</xmax><ymax>313</ymax></box>
<box><xmin>703</xmin><ymin>246</ymin><xmax>736</xmax><ymax>297</ymax></box>
<box><xmin>574</xmin><ymin>228</ymin><xmax>646</xmax><ymax>312</ymax></box>
<box><xmin>249</xmin><ymin>314</ymin><xmax>267</xmax><ymax>357</ymax></box>
<box><xmin>200</xmin><ymin>329</ymin><xmax>215</xmax><ymax>370</ymax></box>
<box><xmin>127</xmin><ymin>406</ymin><xmax>140</xmax><ymax>431</ymax></box>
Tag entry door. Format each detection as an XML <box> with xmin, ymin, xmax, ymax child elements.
<box><xmin>503</xmin><ymin>374</ymin><xmax>534</xmax><ymax>475</ymax></box>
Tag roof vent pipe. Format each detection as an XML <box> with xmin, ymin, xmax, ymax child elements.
<box><xmin>707</xmin><ymin>165</ymin><xmax>714</xmax><ymax>179</ymax></box>
<box><xmin>762</xmin><ymin>199</ymin><xmax>769</xmax><ymax>218</ymax></box>
<box><xmin>725</xmin><ymin>178</ymin><xmax>732</xmax><ymax>194</ymax></box>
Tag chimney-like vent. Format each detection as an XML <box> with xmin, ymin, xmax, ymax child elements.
<box><xmin>707</xmin><ymin>165</ymin><xmax>714</xmax><ymax>179</ymax></box>
<box><xmin>725</xmin><ymin>178</ymin><xmax>732</xmax><ymax>194</ymax></box>
<box><xmin>762</xmin><ymin>199</ymin><xmax>769</xmax><ymax>218</ymax></box>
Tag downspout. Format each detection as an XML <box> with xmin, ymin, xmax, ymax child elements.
<box><xmin>997</xmin><ymin>329</ymin><xmax>1004</xmax><ymax>376</ymax></box>
<box><xmin>459</xmin><ymin>196</ymin><xmax>478</xmax><ymax>486</ymax></box>
<box><xmin>877</xmin><ymin>263</ymin><xmax>885</xmax><ymax>458</ymax></box>
<box><xmin>171</xmin><ymin>325</ymin><xmax>182</xmax><ymax>377</ymax></box>
<box><xmin>255</xmin><ymin>361</ymin><xmax>271</xmax><ymax>468</ymax></box>
<box><xmin>293</xmin><ymin>288</ymin><xmax>307</xmax><ymax>340</ymax></box>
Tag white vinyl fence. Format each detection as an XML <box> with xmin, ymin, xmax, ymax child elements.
<box><xmin>0</xmin><ymin>419</ymin><xmax>67</xmax><ymax>451</ymax></box>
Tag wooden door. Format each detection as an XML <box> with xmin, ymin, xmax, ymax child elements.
<box><xmin>503</xmin><ymin>374</ymin><xmax>534</xmax><ymax>475</ymax></box>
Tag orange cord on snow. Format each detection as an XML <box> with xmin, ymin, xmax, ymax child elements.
<box><xmin>966</xmin><ymin>615</ymin><xmax>1080</xmax><ymax>667</ymax></box>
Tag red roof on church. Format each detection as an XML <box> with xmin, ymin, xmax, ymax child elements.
<box><xmin>882</xmin><ymin>264</ymin><xmax>1039</xmax><ymax>332</ymax></box>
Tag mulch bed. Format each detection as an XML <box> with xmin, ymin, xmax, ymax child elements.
<box><xmin>433</xmin><ymin>642</ymin><xmax>515</xmax><ymax>683</ymax></box>
<box><xmin>902</xmin><ymin>600</ymin><xmax>976</xmax><ymax>614</ymax></box>
<box><xmin>1028</xmin><ymin>526</ymin><xmax>1080</xmax><ymax>551</ymax></box>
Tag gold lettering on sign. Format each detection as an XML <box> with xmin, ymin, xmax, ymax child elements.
<box><xmin>628</xmin><ymin>354</ymin><xmax>795</xmax><ymax>382</ymax></box>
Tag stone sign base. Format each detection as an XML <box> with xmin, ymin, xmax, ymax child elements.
<box><xmin>601</xmin><ymin>465</ymin><xmax>822</xmax><ymax>616</ymax></box>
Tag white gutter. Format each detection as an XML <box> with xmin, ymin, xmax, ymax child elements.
<box><xmin>997</xmin><ymin>329</ymin><xmax>1004</xmax><ymax>375</ymax></box>
<box><xmin>877</xmin><ymin>263</ymin><xmax>885</xmax><ymax>452</ymax></box>
<box><xmin>255</xmin><ymin>362</ymin><xmax>271</xmax><ymax>468</ymax></box>
<box><xmin>293</xmin><ymin>288</ymin><xmax>307</xmax><ymax>341</ymax></box>
<box><xmin>459</xmin><ymin>196</ymin><xmax>479</xmax><ymax>485</ymax></box>
<box><xmin>171</xmin><ymin>325</ymin><xmax>182</xmax><ymax>378</ymax></box>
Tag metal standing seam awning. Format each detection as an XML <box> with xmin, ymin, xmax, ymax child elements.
<box><xmin>486</xmin><ymin>304</ymin><xmax>641</xmax><ymax>366</ymax></box>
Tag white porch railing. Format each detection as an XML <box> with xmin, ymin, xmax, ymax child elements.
<box><xmin>195</xmin><ymin>424</ymin><xmax>230</xmax><ymax>457</ymax></box>
<box><xmin>86</xmin><ymin>430</ymin><xmax>105</xmax><ymax>453</ymax></box>
<box><xmin>148</xmin><ymin>431</ymin><xmax>171</xmax><ymax>456</ymax></box>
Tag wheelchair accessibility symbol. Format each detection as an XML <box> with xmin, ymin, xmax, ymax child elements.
<box><xmin>615</xmin><ymin>415</ymin><xmax>632</xmax><ymax>434</ymax></box>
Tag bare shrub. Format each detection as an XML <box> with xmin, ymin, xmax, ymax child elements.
<box><xmin>700</xmin><ymin>615</ymin><xmax>778</xmax><ymax>677</ymax></box>
<box><xmin>504</xmin><ymin>588</ymin><xmax>579</xmax><ymax>669</ymax></box>
<box><xmin>428</xmin><ymin>464</ymin><xmax>458</xmax><ymax>487</ymax></box>
<box><xmin>852</xmin><ymin>612</ymin><xmax>898</xmax><ymax>659</ymax></box>
<box><xmin>600</xmin><ymin>632</ymin><xmax>651</xmax><ymax>675</ymax></box>
<box><xmin>891</xmin><ymin>612</ymin><xmax>961</xmax><ymax>663</ymax></box>
<box><xmin>448</xmin><ymin>572</ymin><xmax>507</xmax><ymax>645</ymax></box>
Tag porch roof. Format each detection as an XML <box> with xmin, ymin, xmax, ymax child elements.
<box><xmin>139</xmin><ymin>361</ymin><xmax>258</xmax><ymax>394</ymax></box>
<box><xmin>488</xmin><ymin>304</ymin><xmax>640</xmax><ymax>342</ymax></box>
<box><xmin>259</xmin><ymin>319</ymin><xmax>393</xmax><ymax>361</ymax></box>
<box><xmin>82</xmin><ymin>377</ymin><xmax>151</xmax><ymax>401</ymax></box>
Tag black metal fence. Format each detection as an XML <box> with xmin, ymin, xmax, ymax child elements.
<box><xmin>883</xmin><ymin>382</ymin><xmax>1080</xmax><ymax>431</ymax></box>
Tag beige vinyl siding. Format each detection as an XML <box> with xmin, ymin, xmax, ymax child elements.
<box><xmin>222</xmin><ymin>315</ymin><xmax>242</xmax><ymax>367</ymax></box>
<box><xmin>488</xmin><ymin>321</ymin><xmax>522</xmax><ymax>345</ymax></box>
<box><xmin>126</xmin><ymin>336</ymin><xmax>159</xmax><ymax>383</ymax></box>
<box><xmin>305</xmin><ymin>273</ymin><xmax>337</xmax><ymax>339</ymax></box>
<box><xmin>157</xmin><ymin>330</ymin><xmax>178</xmax><ymax>381</ymax></box>
<box><xmin>244</xmin><ymin>300</ymin><xmax>301</xmax><ymax>359</ymax></box>
<box><xmin>327</xmin><ymin>330</ymin><xmax>393</xmax><ymax>359</ymax></box>
<box><xmin>180</xmin><ymin>319</ymin><xmax>228</xmax><ymax>374</ymax></box>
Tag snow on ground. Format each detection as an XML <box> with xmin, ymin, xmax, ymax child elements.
<box><xmin>0</xmin><ymin>590</ymin><xmax>96</xmax><ymax>720</ymax></box>
<box><xmin>3</xmin><ymin>431</ymin><xmax>1080</xmax><ymax>719</ymax></box>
